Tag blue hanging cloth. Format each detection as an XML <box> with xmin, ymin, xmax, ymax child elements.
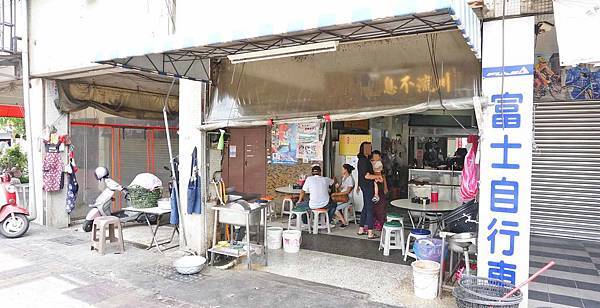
<box><xmin>170</xmin><ymin>185</ymin><xmax>179</xmax><ymax>224</ymax></box>
<box><xmin>187</xmin><ymin>147</ymin><xmax>202</xmax><ymax>214</ymax></box>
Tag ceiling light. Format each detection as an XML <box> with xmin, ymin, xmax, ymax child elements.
<box><xmin>227</xmin><ymin>41</ymin><xmax>339</xmax><ymax>64</ymax></box>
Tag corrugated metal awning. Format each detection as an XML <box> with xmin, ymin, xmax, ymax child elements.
<box><xmin>94</xmin><ymin>1</ymin><xmax>481</xmax><ymax>81</ymax></box>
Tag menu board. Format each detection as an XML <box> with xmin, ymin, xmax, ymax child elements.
<box><xmin>339</xmin><ymin>134</ymin><xmax>372</xmax><ymax>156</ymax></box>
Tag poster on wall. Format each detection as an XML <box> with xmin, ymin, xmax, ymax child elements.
<box><xmin>271</xmin><ymin>122</ymin><xmax>322</xmax><ymax>164</ymax></box>
<box><xmin>534</xmin><ymin>54</ymin><xmax>600</xmax><ymax>101</ymax></box>
<box><xmin>297</xmin><ymin>122</ymin><xmax>321</xmax><ymax>162</ymax></box>
<box><xmin>271</xmin><ymin>123</ymin><xmax>298</xmax><ymax>164</ymax></box>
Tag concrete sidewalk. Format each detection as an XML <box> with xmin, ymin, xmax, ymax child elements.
<box><xmin>0</xmin><ymin>224</ymin><xmax>393</xmax><ymax>308</ymax></box>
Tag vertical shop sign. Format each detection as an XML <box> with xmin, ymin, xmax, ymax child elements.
<box><xmin>479</xmin><ymin>17</ymin><xmax>534</xmax><ymax>306</ymax></box>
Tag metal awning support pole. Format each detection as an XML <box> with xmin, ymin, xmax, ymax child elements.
<box><xmin>163</xmin><ymin>78</ymin><xmax>187</xmax><ymax>247</ymax></box>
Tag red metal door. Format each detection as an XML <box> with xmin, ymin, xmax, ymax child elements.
<box><xmin>242</xmin><ymin>128</ymin><xmax>267</xmax><ymax>195</ymax></box>
<box><xmin>223</xmin><ymin>127</ymin><xmax>266</xmax><ymax>196</ymax></box>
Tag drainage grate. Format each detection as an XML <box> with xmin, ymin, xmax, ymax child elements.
<box><xmin>140</xmin><ymin>265</ymin><xmax>204</xmax><ymax>284</ymax></box>
<box><xmin>46</xmin><ymin>235</ymin><xmax>88</xmax><ymax>246</ymax></box>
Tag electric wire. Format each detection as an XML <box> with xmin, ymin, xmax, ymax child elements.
<box><xmin>425</xmin><ymin>33</ymin><xmax>470</xmax><ymax>134</ymax></box>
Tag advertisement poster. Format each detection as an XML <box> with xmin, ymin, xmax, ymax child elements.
<box><xmin>271</xmin><ymin>123</ymin><xmax>298</xmax><ymax>164</ymax></box>
<box><xmin>271</xmin><ymin>122</ymin><xmax>323</xmax><ymax>164</ymax></box>
<box><xmin>297</xmin><ymin>123</ymin><xmax>321</xmax><ymax>162</ymax></box>
<box><xmin>534</xmin><ymin>54</ymin><xmax>600</xmax><ymax>101</ymax></box>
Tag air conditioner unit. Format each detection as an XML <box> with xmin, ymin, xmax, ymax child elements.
<box><xmin>227</xmin><ymin>41</ymin><xmax>339</xmax><ymax>64</ymax></box>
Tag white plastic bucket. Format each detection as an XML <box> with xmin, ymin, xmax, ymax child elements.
<box><xmin>411</xmin><ymin>260</ymin><xmax>441</xmax><ymax>299</ymax></box>
<box><xmin>282</xmin><ymin>230</ymin><xmax>302</xmax><ymax>253</ymax></box>
<box><xmin>267</xmin><ymin>227</ymin><xmax>284</xmax><ymax>250</ymax></box>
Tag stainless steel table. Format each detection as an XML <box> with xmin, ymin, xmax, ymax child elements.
<box><xmin>209</xmin><ymin>203</ymin><xmax>268</xmax><ymax>270</ymax></box>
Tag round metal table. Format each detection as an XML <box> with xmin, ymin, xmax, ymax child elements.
<box><xmin>390</xmin><ymin>199</ymin><xmax>461</xmax><ymax>212</ymax></box>
<box><xmin>390</xmin><ymin>199</ymin><xmax>461</xmax><ymax>229</ymax></box>
<box><xmin>275</xmin><ymin>186</ymin><xmax>303</xmax><ymax>195</ymax></box>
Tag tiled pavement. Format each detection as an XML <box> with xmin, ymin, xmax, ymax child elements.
<box><xmin>529</xmin><ymin>236</ymin><xmax>600</xmax><ymax>308</ymax></box>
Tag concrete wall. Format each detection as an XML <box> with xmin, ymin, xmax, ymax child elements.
<box><xmin>27</xmin><ymin>78</ymin><xmax>69</xmax><ymax>227</ymax></box>
<box><xmin>28</xmin><ymin>0</ymin><xmax>173</xmax><ymax>76</ymax></box>
<box><xmin>178</xmin><ymin>79</ymin><xmax>213</xmax><ymax>253</ymax></box>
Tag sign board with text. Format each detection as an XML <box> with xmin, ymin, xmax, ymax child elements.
<box><xmin>478</xmin><ymin>17</ymin><xmax>534</xmax><ymax>306</ymax></box>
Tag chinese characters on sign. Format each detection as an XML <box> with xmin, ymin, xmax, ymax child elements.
<box><xmin>383</xmin><ymin>72</ymin><xmax>452</xmax><ymax>95</ymax></box>
<box><xmin>479</xmin><ymin>17</ymin><xmax>534</xmax><ymax>305</ymax></box>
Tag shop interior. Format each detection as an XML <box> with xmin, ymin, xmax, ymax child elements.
<box><xmin>209</xmin><ymin>109</ymin><xmax>479</xmax><ymax>285</ymax></box>
<box><xmin>203</xmin><ymin>29</ymin><xmax>482</xmax><ymax>294</ymax></box>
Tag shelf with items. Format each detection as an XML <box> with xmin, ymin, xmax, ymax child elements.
<box><xmin>408</xmin><ymin>169</ymin><xmax>462</xmax><ymax>202</ymax></box>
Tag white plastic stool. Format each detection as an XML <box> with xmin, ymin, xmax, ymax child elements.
<box><xmin>404</xmin><ymin>229</ymin><xmax>431</xmax><ymax>261</ymax></box>
<box><xmin>343</xmin><ymin>205</ymin><xmax>358</xmax><ymax>224</ymax></box>
<box><xmin>288</xmin><ymin>208</ymin><xmax>312</xmax><ymax>233</ymax></box>
<box><xmin>280</xmin><ymin>198</ymin><xmax>294</xmax><ymax>218</ymax></box>
<box><xmin>311</xmin><ymin>208</ymin><xmax>331</xmax><ymax>234</ymax></box>
<box><xmin>386</xmin><ymin>213</ymin><xmax>403</xmax><ymax>224</ymax></box>
<box><xmin>379</xmin><ymin>221</ymin><xmax>405</xmax><ymax>256</ymax></box>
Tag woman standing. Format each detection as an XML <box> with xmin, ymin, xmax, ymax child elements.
<box><xmin>356</xmin><ymin>142</ymin><xmax>382</xmax><ymax>239</ymax></box>
<box><xmin>371</xmin><ymin>150</ymin><xmax>388</xmax><ymax>231</ymax></box>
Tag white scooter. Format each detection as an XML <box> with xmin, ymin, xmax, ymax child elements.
<box><xmin>82</xmin><ymin>167</ymin><xmax>159</xmax><ymax>232</ymax></box>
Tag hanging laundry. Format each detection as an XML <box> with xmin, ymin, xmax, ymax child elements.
<box><xmin>65</xmin><ymin>163</ymin><xmax>79</xmax><ymax>214</ymax></box>
<box><xmin>187</xmin><ymin>147</ymin><xmax>202</xmax><ymax>214</ymax></box>
<box><xmin>65</xmin><ymin>149</ymin><xmax>79</xmax><ymax>214</ymax></box>
<box><xmin>43</xmin><ymin>153</ymin><xmax>63</xmax><ymax>192</ymax></box>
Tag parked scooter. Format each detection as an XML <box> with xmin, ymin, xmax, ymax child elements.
<box><xmin>0</xmin><ymin>169</ymin><xmax>30</xmax><ymax>238</ymax></box>
<box><xmin>82</xmin><ymin>167</ymin><xmax>159</xmax><ymax>232</ymax></box>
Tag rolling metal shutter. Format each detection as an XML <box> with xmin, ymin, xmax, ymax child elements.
<box><xmin>531</xmin><ymin>101</ymin><xmax>600</xmax><ymax>241</ymax></box>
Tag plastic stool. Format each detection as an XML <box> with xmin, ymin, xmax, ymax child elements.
<box><xmin>387</xmin><ymin>213</ymin><xmax>403</xmax><ymax>224</ymax></box>
<box><xmin>343</xmin><ymin>205</ymin><xmax>358</xmax><ymax>224</ymax></box>
<box><xmin>311</xmin><ymin>208</ymin><xmax>331</xmax><ymax>234</ymax></box>
<box><xmin>280</xmin><ymin>198</ymin><xmax>294</xmax><ymax>218</ymax></box>
<box><xmin>404</xmin><ymin>228</ymin><xmax>431</xmax><ymax>261</ymax></box>
<box><xmin>91</xmin><ymin>216</ymin><xmax>125</xmax><ymax>255</ymax></box>
<box><xmin>288</xmin><ymin>208</ymin><xmax>312</xmax><ymax>233</ymax></box>
<box><xmin>379</xmin><ymin>221</ymin><xmax>405</xmax><ymax>256</ymax></box>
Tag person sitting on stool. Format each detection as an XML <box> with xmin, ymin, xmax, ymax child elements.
<box><xmin>294</xmin><ymin>165</ymin><xmax>337</xmax><ymax>227</ymax></box>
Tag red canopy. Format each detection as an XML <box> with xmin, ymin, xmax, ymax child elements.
<box><xmin>0</xmin><ymin>105</ymin><xmax>24</xmax><ymax>118</ymax></box>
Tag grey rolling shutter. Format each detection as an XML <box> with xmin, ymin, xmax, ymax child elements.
<box><xmin>531</xmin><ymin>101</ymin><xmax>600</xmax><ymax>241</ymax></box>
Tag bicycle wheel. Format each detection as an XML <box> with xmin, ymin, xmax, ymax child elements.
<box><xmin>549</xmin><ymin>84</ymin><xmax>563</xmax><ymax>99</ymax></box>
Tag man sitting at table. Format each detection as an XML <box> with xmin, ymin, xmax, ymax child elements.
<box><xmin>294</xmin><ymin>165</ymin><xmax>336</xmax><ymax>227</ymax></box>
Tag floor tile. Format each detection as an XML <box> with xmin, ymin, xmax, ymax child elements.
<box><xmin>547</xmin><ymin>285</ymin><xmax>582</xmax><ymax>298</ymax></box>
<box><xmin>530</xmin><ymin>282</ymin><xmax>549</xmax><ymax>293</ymax></box>
<box><xmin>531</xmin><ymin>240</ymin><xmax>586</xmax><ymax>251</ymax></box>
<box><xmin>582</xmin><ymin>298</ymin><xmax>600</xmax><ymax>308</ymax></box>
<box><xmin>585</xmin><ymin>247</ymin><xmax>600</xmax><ymax>254</ymax></box>
<box><xmin>531</xmin><ymin>255</ymin><xmax>597</xmax><ymax>270</ymax></box>
<box><xmin>575</xmin><ymin>280</ymin><xmax>600</xmax><ymax>292</ymax></box>
<box><xmin>530</xmin><ymin>250</ymin><xmax>592</xmax><ymax>263</ymax></box>
<box><xmin>577</xmin><ymin>288</ymin><xmax>600</xmax><ymax>303</ymax></box>
<box><xmin>299</xmin><ymin>232</ymin><xmax>411</xmax><ymax>265</ymax></box>
<box><xmin>531</xmin><ymin>260</ymin><xmax>572</xmax><ymax>273</ymax></box>
<box><xmin>570</xmin><ymin>267</ymin><xmax>599</xmax><ymax>276</ymax></box>
<box><xmin>530</xmin><ymin>290</ymin><xmax>550</xmax><ymax>302</ymax></box>
<box><xmin>548</xmin><ymin>293</ymin><xmax>584</xmax><ymax>307</ymax></box>
<box><xmin>541</xmin><ymin>269</ymin><xmax>600</xmax><ymax>285</ymax></box>
<box><xmin>546</xmin><ymin>276</ymin><xmax>577</xmax><ymax>288</ymax></box>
